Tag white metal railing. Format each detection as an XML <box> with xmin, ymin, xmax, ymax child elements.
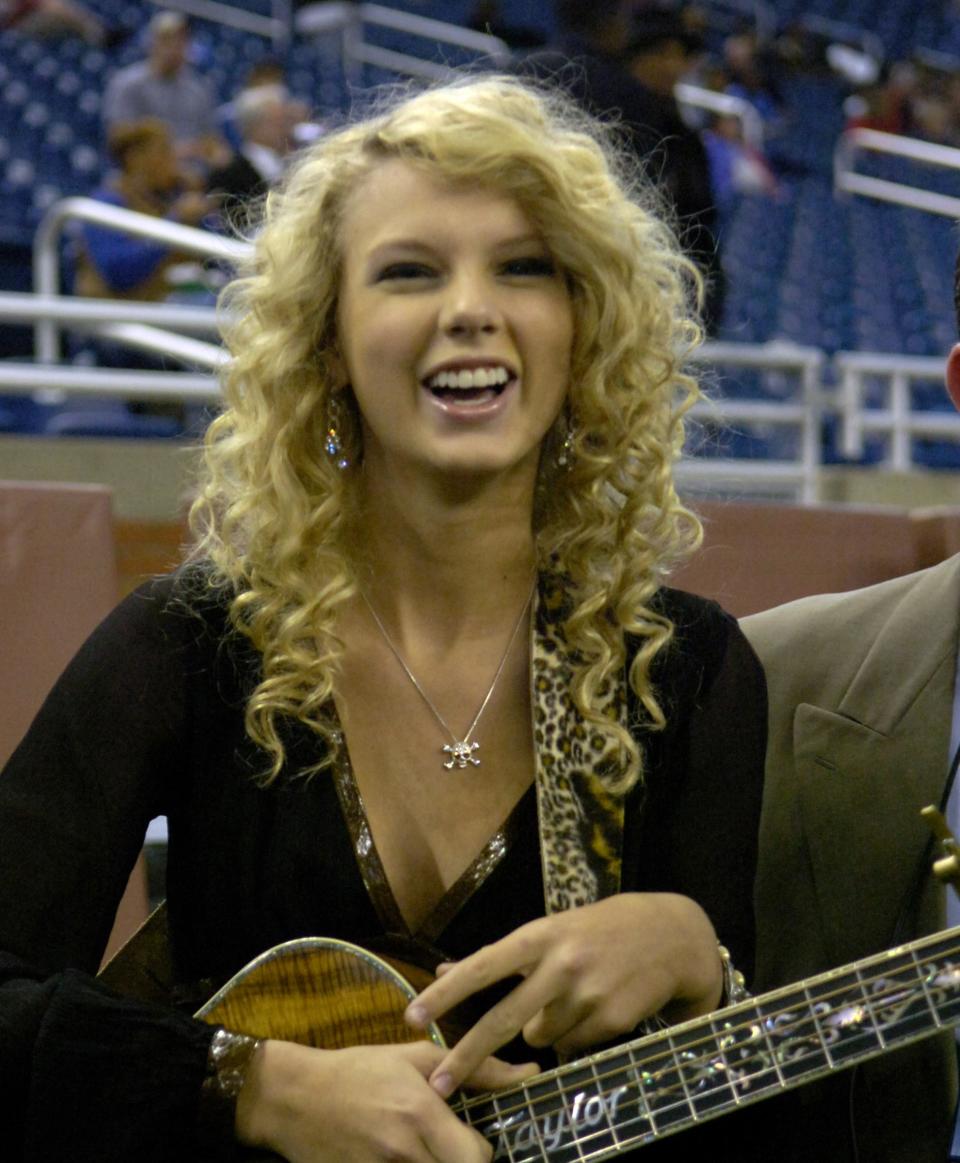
<box><xmin>0</xmin><ymin>363</ymin><xmax>219</xmax><ymax>402</ymax></box>
<box><xmin>836</xmin><ymin>351</ymin><xmax>954</xmax><ymax>470</ymax></box>
<box><xmin>145</xmin><ymin>0</ymin><xmax>293</xmax><ymax>49</ymax></box>
<box><xmin>834</xmin><ymin>128</ymin><xmax>960</xmax><ymax>218</ymax></box>
<box><xmin>675</xmin><ymin>83</ymin><xmax>764</xmax><ymax>149</ymax></box>
<box><xmin>800</xmin><ymin>15</ymin><xmax>885</xmax><ymax>68</ymax></box>
<box><xmin>32</xmin><ymin>198</ymin><xmax>250</xmax><ymax>363</ymax></box>
<box><xmin>685</xmin><ymin>340</ymin><xmax>826</xmax><ymax>503</ymax></box>
<box><xmin>295</xmin><ymin>2</ymin><xmax>510</xmax><ymax>84</ymax></box>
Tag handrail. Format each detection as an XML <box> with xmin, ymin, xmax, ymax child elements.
<box><xmin>145</xmin><ymin>0</ymin><xmax>293</xmax><ymax>49</ymax></box>
<box><xmin>834</xmin><ymin>128</ymin><xmax>960</xmax><ymax>218</ymax></box>
<box><xmin>675</xmin><ymin>83</ymin><xmax>763</xmax><ymax>149</ymax></box>
<box><xmin>9</xmin><ymin>302</ymin><xmax>960</xmax><ymax>497</ymax></box>
<box><xmin>0</xmin><ymin>291</ymin><xmax>221</xmax><ymax>333</ymax></box>
<box><xmin>835</xmin><ymin>350</ymin><xmax>949</xmax><ymax>470</ymax></box>
<box><xmin>32</xmin><ymin>197</ymin><xmax>249</xmax><ymax>363</ymax></box>
<box><xmin>692</xmin><ymin>340</ymin><xmax>825</xmax><ymax>503</ymax></box>
<box><xmin>799</xmin><ymin>14</ymin><xmax>884</xmax><ymax>66</ymax></box>
<box><xmin>0</xmin><ymin>363</ymin><xmax>219</xmax><ymax>402</ymax></box>
<box><xmin>91</xmin><ymin>324</ymin><xmax>227</xmax><ymax>369</ymax></box>
<box><xmin>295</xmin><ymin>1</ymin><xmax>510</xmax><ymax>87</ymax></box>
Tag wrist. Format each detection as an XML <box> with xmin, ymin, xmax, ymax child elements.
<box><xmin>657</xmin><ymin>893</ymin><xmax>724</xmax><ymax>1020</ymax></box>
<box><xmin>198</xmin><ymin>1028</ymin><xmax>264</xmax><ymax>1149</ymax></box>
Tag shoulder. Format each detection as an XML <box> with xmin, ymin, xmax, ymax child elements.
<box><xmin>91</xmin><ymin>566</ymin><xmax>234</xmax><ymax>661</ymax></box>
<box><xmin>643</xmin><ymin>586</ymin><xmax>757</xmax><ymax>708</ymax></box>
<box><xmin>105</xmin><ymin>60</ymin><xmax>147</xmax><ymax>90</ymax></box>
<box><xmin>741</xmin><ymin>556</ymin><xmax>960</xmax><ymax>665</ymax></box>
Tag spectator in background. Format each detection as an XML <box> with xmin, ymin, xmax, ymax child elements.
<box><xmin>466</xmin><ymin>0</ymin><xmax>545</xmax><ymax>50</ymax></box>
<box><xmin>518</xmin><ymin>3</ymin><xmax>724</xmax><ymax>333</ymax></box>
<box><xmin>102</xmin><ymin>10</ymin><xmax>230</xmax><ymax>173</ymax></box>
<box><xmin>73</xmin><ymin>118</ymin><xmax>213</xmax><ymax>302</ymax></box>
<box><xmin>0</xmin><ymin>0</ymin><xmax>126</xmax><ymax>46</ymax></box>
<box><xmin>623</xmin><ymin>12</ymin><xmax>724</xmax><ymax>332</ymax></box>
<box><xmin>722</xmin><ymin>29</ymin><xmax>785</xmax><ymax>124</ymax></box>
<box><xmin>703</xmin><ymin>111</ymin><xmax>779</xmax><ymax>224</ymax></box>
<box><xmin>207</xmin><ymin>84</ymin><xmax>303</xmax><ymax>228</ymax></box>
<box><xmin>217</xmin><ymin>57</ymin><xmax>291</xmax><ymax>151</ymax></box>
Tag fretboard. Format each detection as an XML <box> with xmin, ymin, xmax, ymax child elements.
<box><xmin>455</xmin><ymin>924</ymin><xmax>960</xmax><ymax>1161</ymax></box>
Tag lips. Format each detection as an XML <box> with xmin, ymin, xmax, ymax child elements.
<box><xmin>422</xmin><ymin>362</ymin><xmax>515</xmax><ymax>407</ymax></box>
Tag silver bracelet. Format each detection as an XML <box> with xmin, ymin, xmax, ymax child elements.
<box><xmin>198</xmin><ymin>1027</ymin><xmax>264</xmax><ymax>1144</ymax></box>
<box><xmin>717</xmin><ymin>943</ymin><xmax>749</xmax><ymax>1007</ymax></box>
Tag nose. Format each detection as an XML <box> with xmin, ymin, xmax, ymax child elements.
<box><xmin>439</xmin><ymin>271</ymin><xmax>501</xmax><ymax>337</ymax></box>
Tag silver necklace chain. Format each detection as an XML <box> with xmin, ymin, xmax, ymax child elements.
<box><xmin>360</xmin><ymin>576</ymin><xmax>536</xmax><ymax>770</ymax></box>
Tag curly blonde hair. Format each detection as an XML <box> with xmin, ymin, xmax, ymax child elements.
<box><xmin>190</xmin><ymin>74</ymin><xmax>704</xmax><ymax>792</ymax></box>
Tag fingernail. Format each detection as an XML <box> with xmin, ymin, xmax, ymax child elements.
<box><xmin>405</xmin><ymin>1003</ymin><xmax>428</xmax><ymax>1027</ymax></box>
<box><xmin>431</xmin><ymin>1071</ymin><xmax>454</xmax><ymax>1098</ymax></box>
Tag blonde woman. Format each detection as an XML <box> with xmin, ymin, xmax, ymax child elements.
<box><xmin>0</xmin><ymin>77</ymin><xmax>770</xmax><ymax>1161</ymax></box>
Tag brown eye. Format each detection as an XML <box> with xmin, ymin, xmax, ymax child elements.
<box><xmin>501</xmin><ymin>256</ymin><xmax>557</xmax><ymax>277</ymax></box>
<box><xmin>376</xmin><ymin>262</ymin><xmax>434</xmax><ymax>281</ymax></box>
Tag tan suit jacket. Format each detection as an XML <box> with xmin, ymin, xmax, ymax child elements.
<box><xmin>742</xmin><ymin>555</ymin><xmax>960</xmax><ymax>1162</ymax></box>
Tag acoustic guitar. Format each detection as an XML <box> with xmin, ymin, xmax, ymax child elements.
<box><xmin>196</xmin><ymin>921</ymin><xmax>960</xmax><ymax>1161</ymax></box>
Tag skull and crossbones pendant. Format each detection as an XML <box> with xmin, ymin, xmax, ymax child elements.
<box><xmin>443</xmin><ymin>740</ymin><xmax>480</xmax><ymax>770</ymax></box>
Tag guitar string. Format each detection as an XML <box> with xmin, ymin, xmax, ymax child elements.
<box><xmin>458</xmin><ymin>953</ymin><xmax>956</xmax><ymax>1139</ymax></box>
<box><xmin>456</xmin><ymin>967</ymin><xmax>956</xmax><ymax>1157</ymax></box>
<box><xmin>458</xmin><ymin>961</ymin><xmax>925</xmax><ymax>1163</ymax></box>
<box><xmin>455</xmin><ymin>938</ymin><xmax>960</xmax><ymax>1141</ymax></box>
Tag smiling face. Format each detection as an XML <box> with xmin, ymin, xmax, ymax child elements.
<box><xmin>334</xmin><ymin>158</ymin><xmax>574</xmax><ymax>494</ymax></box>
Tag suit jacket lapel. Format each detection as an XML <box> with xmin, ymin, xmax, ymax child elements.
<box><xmin>796</xmin><ymin>557</ymin><xmax>960</xmax><ymax>966</ymax></box>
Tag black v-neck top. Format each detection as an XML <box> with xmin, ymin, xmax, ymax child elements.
<box><xmin>0</xmin><ymin>571</ymin><xmax>780</xmax><ymax>1161</ymax></box>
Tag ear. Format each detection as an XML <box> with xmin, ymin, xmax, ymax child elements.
<box><xmin>946</xmin><ymin>344</ymin><xmax>960</xmax><ymax>414</ymax></box>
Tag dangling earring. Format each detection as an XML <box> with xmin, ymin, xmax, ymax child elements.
<box><xmin>325</xmin><ymin>391</ymin><xmax>350</xmax><ymax>470</ymax></box>
<box><xmin>555</xmin><ymin>411</ymin><xmax>576</xmax><ymax>470</ymax></box>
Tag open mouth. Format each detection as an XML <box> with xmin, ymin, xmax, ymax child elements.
<box><xmin>423</xmin><ymin>365</ymin><xmax>514</xmax><ymax>406</ymax></box>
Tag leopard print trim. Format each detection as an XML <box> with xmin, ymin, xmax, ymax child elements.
<box><xmin>533</xmin><ymin>577</ymin><xmax>626</xmax><ymax>915</ymax></box>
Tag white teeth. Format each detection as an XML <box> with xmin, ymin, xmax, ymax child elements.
<box><xmin>426</xmin><ymin>366</ymin><xmax>510</xmax><ymax>390</ymax></box>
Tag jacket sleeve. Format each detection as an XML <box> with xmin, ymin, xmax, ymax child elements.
<box><xmin>626</xmin><ymin>594</ymin><xmax>768</xmax><ymax>985</ymax></box>
<box><xmin>0</xmin><ymin>579</ymin><xmax>229</xmax><ymax>1161</ymax></box>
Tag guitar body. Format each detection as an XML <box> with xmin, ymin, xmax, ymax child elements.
<box><xmin>195</xmin><ymin>936</ymin><xmax>447</xmax><ymax>1050</ymax></box>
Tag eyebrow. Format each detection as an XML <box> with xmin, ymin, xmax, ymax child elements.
<box><xmin>364</xmin><ymin>232</ymin><xmax>548</xmax><ymax>261</ymax></box>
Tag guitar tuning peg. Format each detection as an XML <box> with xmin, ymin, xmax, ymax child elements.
<box><xmin>921</xmin><ymin>805</ymin><xmax>960</xmax><ymax>894</ymax></box>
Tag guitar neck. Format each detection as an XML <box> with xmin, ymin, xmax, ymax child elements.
<box><xmin>458</xmin><ymin>925</ymin><xmax>960</xmax><ymax>1161</ymax></box>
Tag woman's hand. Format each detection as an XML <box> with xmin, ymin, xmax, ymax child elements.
<box><xmin>405</xmin><ymin>893</ymin><xmax>723</xmax><ymax>1098</ymax></box>
<box><xmin>234</xmin><ymin>1038</ymin><xmax>535</xmax><ymax>1162</ymax></box>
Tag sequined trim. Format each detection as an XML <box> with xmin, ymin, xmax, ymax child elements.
<box><xmin>331</xmin><ymin>712</ymin><xmax>520</xmax><ymax>942</ymax></box>
<box><xmin>331</xmin><ymin>737</ymin><xmax>406</xmax><ymax>934</ymax></box>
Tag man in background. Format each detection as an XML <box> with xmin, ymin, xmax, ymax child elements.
<box><xmin>742</xmin><ymin>265</ymin><xmax>960</xmax><ymax>1161</ymax></box>
<box><xmin>102</xmin><ymin>11</ymin><xmax>230</xmax><ymax>173</ymax></box>
<box><xmin>207</xmin><ymin>83</ymin><xmax>304</xmax><ymax>226</ymax></box>
<box><xmin>518</xmin><ymin>3</ymin><xmax>723</xmax><ymax>332</ymax></box>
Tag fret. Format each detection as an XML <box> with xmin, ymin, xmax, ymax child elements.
<box><xmin>756</xmin><ymin>986</ymin><xmax>831</xmax><ymax>1082</ymax></box>
<box><xmin>475</xmin><ymin>1093</ymin><xmax>520</xmax><ymax>1163</ymax></box>
<box><xmin>670</xmin><ymin>1020</ymin><xmax>736</xmax><ymax>1117</ymax></box>
<box><xmin>586</xmin><ymin>1057</ymin><xmax>623</xmax><ymax>1158</ymax></box>
<box><xmin>647</xmin><ymin>1031</ymin><xmax>699</xmax><ymax>1131</ymax></box>
<box><xmin>756</xmin><ymin>998</ymin><xmax>788</xmax><ymax>1091</ymax></box>
<box><xmin>613</xmin><ymin>1041</ymin><xmax>662</xmax><ymax>1150</ymax></box>
<box><xmin>911</xmin><ymin>945</ymin><xmax>960</xmax><ymax>1031</ymax></box>
<box><xmin>804</xmin><ymin>983</ymin><xmax>836</xmax><ymax>1068</ymax></box>
<box><xmin>522</xmin><ymin>1073</ymin><xmax>576</xmax><ymax>1163</ymax></box>
<box><xmin>708</xmin><ymin>1001</ymin><xmax>782</xmax><ymax>1104</ymax></box>
<box><xmin>804</xmin><ymin>967</ymin><xmax>883</xmax><ymax>1066</ymax></box>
